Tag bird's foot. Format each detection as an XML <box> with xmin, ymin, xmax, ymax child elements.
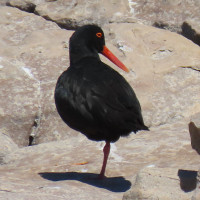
<box><xmin>97</xmin><ymin>174</ymin><xmax>107</xmax><ymax>179</ymax></box>
<box><xmin>84</xmin><ymin>173</ymin><xmax>107</xmax><ymax>181</ymax></box>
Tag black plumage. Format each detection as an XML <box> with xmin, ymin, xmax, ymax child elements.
<box><xmin>54</xmin><ymin>25</ymin><xmax>148</xmax><ymax>178</ymax></box>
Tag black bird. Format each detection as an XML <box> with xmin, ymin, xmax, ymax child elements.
<box><xmin>55</xmin><ymin>25</ymin><xmax>148</xmax><ymax>179</ymax></box>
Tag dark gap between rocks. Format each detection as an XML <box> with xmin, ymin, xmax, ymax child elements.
<box><xmin>33</xmin><ymin>13</ymin><xmax>79</xmax><ymax>30</ymax></box>
<box><xmin>153</xmin><ymin>21</ymin><xmax>172</xmax><ymax>30</ymax></box>
<box><xmin>28</xmin><ymin>136</ymin><xmax>34</xmax><ymax>146</ymax></box>
<box><xmin>28</xmin><ymin>115</ymin><xmax>41</xmax><ymax>146</ymax></box>
<box><xmin>6</xmin><ymin>2</ymin><xmax>36</xmax><ymax>13</ymax></box>
<box><xmin>153</xmin><ymin>21</ymin><xmax>200</xmax><ymax>47</ymax></box>
<box><xmin>181</xmin><ymin>66</ymin><xmax>200</xmax><ymax>73</ymax></box>
<box><xmin>153</xmin><ymin>21</ymin><xmax>181</xmax><ymax>33</ymax></box>
<box><xmin>181</xmin><ymin>22</ymin><xmax>200</xmax><ymax>46</ymax></box>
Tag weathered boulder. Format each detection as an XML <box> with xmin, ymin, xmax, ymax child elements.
<box><xmin>103</xmin><ymin>23</ymin><xmax>200</xmax><ymax>128</ymax></box>
<box><xmin>7</xmin><ymin>0</ymin><xmax>135</xmax><ymax>29</ymax></box>
<box><xmin>0</xmin><ymin>0</ymin><xmax>9</xmax><ymax>6</ymax></box>
<box><xmin>0</xmin><ymin>6</ymin><xmax>74</xmax><ymax>147</ymax></box>
<box><xmin>6</xmin><ymin>0</ymin><xmax>38</xmax><ymax>12</ymax></box>
<box><xmin>1</xmin><ymin>122</ymin><xmax>200</xmax><ymax>199</ymax></box>
<box><xmin>123</xmin><ymin>167</ymin><xmax>198</xmax><ymax>200</ymax></box>
<box><xmin>7</xmin><ymin>0</ymin><xmax>200</xmax><ymax>45</ymax></box>
<box><xmin>0</xmin><ymin>3</ymin><xmax>200</xmax><ymax>200</ymax></box>
<box><xmin>129</xmin><ymin>0</ymin><xmax>200</xmax><ymax>33</ymax></box>
<box><xmin>1</xmin><ymin>5</ymin><xmax>200</xmax><ymax>147</ymax></box>
<box><xmin>0</xmin><ymin>132</ymin><xmax>18</xmax><ymax>164</ymax></box>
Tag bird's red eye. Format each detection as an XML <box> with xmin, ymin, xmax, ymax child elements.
<box><xmin>96</xmin><ymin>32</ymin><xmax>102</xmax><ymax>38</ymax></box>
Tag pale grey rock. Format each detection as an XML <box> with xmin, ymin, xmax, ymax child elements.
<box><xmin>1</xmin><ymin>123</ymin><xmax>200</xmax><ymax>199</ymax></box>
<box><xmin>8</xmin><ymin>0</ymin><xmax>45</xmax><ymax>8</ymax></box>
<box><xmin>7</xmin><ymin>0</ymin><xmax>135</xmax><ymax>29</ymax></box>
<box><xmin>7</xmin><ymin>0</ymin><xmax>37</xmax><ymax>12</ymax></box>
<box><xmin>0</xmin><ymin>0</ymin><xmax>9</xmax><ymax>6</ymax></box>
<box><xmin>1</xmin><ymin>6</ymin><xmax>200</xmax><ymax>147</ymax></box>
<box><xmin>123</xmin><ymin>167</ymin><xmax>197</xmax><ymax>200</ymax></box>
<box><xmin>0</xmin><ymin>4</ymin><xmax>200</xmax><ymax>200</ymax></box>
<box><xmin>190</xmin><ymin>112</ymin><xmax>200</xmax><ymax>127</ymax></box>
<box><xmin>129</xmin><ymin>1</ymin><xmax>200</xmax><ymax>29</ymax></box>
<box><xmin>128</xmin><ymin>0</ymin><xmax>200</xmax><ymax>45</ymax></box>
<box><xmin>0</xmin><ymin>6</ymin><xmax>73</xmax><ymax>146</ymax></box>
<box><xmin>0</xmin><ymin>132</ymin><xmax>18</xmax><ymax>164</ymax></box>
<box><xmin>7</xmin><ymin>0</ymin><xmax>200</xmax><ymax>45</ymax></box>
<box><xmin>103</xmin><ymin>23</ymin><xmax>200</xmax><ymax>128</ymax></box>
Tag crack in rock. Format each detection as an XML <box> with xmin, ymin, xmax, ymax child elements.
<box><xmin>6</xmin><ymin>1</ymin><xmax>36</xmax><ymax>13</ymax></box>
<box><xmin>21</xmin><ymin>65</ymin><xmax>43</xmax><ymax>146</ymax></box>
<box><xmin>0</xmin><ymin>189</ymin><xmax>13</xmax><ymax>193</ymax></box>
<box><xmin>29</xmin><ymin>114</ymin><xmax>41</xmax><ymax>146</ymax></box>
<box><xmin>181</xmin><ymin>22</ymin><xmax>200</xmax><ymax>47</ymax></box>
<box><xmin>180</xmin><ymin>66</ymin><xmax>200</xmax><ymax>72</ymax></box>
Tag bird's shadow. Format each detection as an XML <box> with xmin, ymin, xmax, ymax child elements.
<box><xmin>39</xmin><ymin>172</ymin><xmax>132</xmax><ymax>193</ymax></box>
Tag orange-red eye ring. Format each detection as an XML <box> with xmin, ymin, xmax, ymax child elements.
<box><xmin>96</xmin><ymin>32</ymin><xmax>102</xmax><ymax>38</ymax></box>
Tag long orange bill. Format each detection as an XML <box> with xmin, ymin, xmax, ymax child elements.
<box><xmin>101</xmin><ymin>45</ymin><xmax>129</xmax><ymax>73</ymax></box>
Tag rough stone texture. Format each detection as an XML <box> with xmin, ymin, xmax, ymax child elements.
<box><xmin>7</xmin><ymin>0</ymin><xmax>135</xmax><ymax>29</ymax></box>
<box><xmin>123</xmin><ymin>167</ymin><xmax>198</xmax><ymax>200</ymax></box>
<box><xmin>0</xmin><ymin>6</ymin><xmax>74</xmax><ymax>147</ymax></box>
<box><xmin>103</xmin><ymin>23</ymin><xmax>200</xmax><ymax>128</ymax></box>
<box><xmin>7</xmin><ymin>0</ymin><xmax>200</xmax><ymax>48</ymax></box>
<box><xmin>1</xmin><ymin>122</ymin><xmax>200</xmax><ymax>199</ymax></box>
<box><xmin>6</xmin><ymin>0</ymin><xmax>200</xmax><ymax>43</ymax></box>
<box><xmin>35</xmin><ymin>0</ymin><xmax>136</xmax><ymax>29</ymax></box>
<box><xmin>129</xmin><ymin>1</ymin><xmax>200</xmax><ymax>26</ymax></box>
<box><xmin>0</xmin><ymin>2</ymin><xmax>200</xmax><ymax>200</ymax></box>
<box><xmin>129</xmin><ymin>0</ymin><xmax>200</xmax><ymax>45</ymax></box>
<box><xmin>7</xmin><ymin>0</ymin><xmax>200</xmax><ymax>28</ymax></box>
<box><xmin>0</xmin><ymin>133</ymin><xmax>18</xmax><ymax>164</ymax></box>
<box><xmin>6</xmin><ymin>0</ymin><xmax>37</xmax><ymax>13</ymax></box>
<box><xmin>2</xmin><ymin>5</ymin><xmax>200</xmax><ymax>147</ymax></box>
<box><xmin>0</xmin><ymin>0</ymin><xmax>9</xmax><ymax>6</ymax></box>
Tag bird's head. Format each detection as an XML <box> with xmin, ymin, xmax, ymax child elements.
<box><xmin>69</xmin><ymin>25</ymin><xmax>129</xmax><ymax>72</ymax></box>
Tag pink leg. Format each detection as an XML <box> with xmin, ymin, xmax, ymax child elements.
<box><xmin>98</xmin><ymin>141</ymin><xmax>110</xmax><ymax>179</ymax></box>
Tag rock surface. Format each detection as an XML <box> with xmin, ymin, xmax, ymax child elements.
<box><xmin>8</xmin><ymin>0</ymin><xmax>136</xmax><ymax>29</ymax></box>
<box><xmin>0</xmin><ymin>2</ymin><xmax>200</xmax><ymax>200</ymax></box>
<box><xmin>0</xmin><ymin>0</ymin><xmax>9</xmax><ymax>6</ymax></box>
<box><xmin>0</xmin><ymin>6</ymin><xmax>73</xmax><ymax>147</ymax></box>
<box><xmin>1</xmin><ymin>123</ymin><xmax>200</xmax><ymax>199</ymax></box>
<box><xmin>129</xmin><ymin>0</ymin><xmax>200</xmax><ymax>28</ymax></box>
<box><xmin>1</xmin><ymin>5</ymin><xmax>200</xmax><ymax>146</ymax></box>
<box><xmin>123</xmin><ymin>167</ymin><xmax>198</xmax><ymax>200</ymax></box>
<box><xmin>0</xmin><ymin>132</ymin><xmax>18</xmax><ymax>164</ymax></box>
<box><xmin>7</xmin><ymin>0</ymin><xmax>200</xmax><ymax>45</ymax></box>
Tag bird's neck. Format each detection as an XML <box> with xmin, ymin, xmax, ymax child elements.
<box><xmin>69</xmin><ymin>43</ymin><xmax>100</xmax><ymax>65</ymax></box>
